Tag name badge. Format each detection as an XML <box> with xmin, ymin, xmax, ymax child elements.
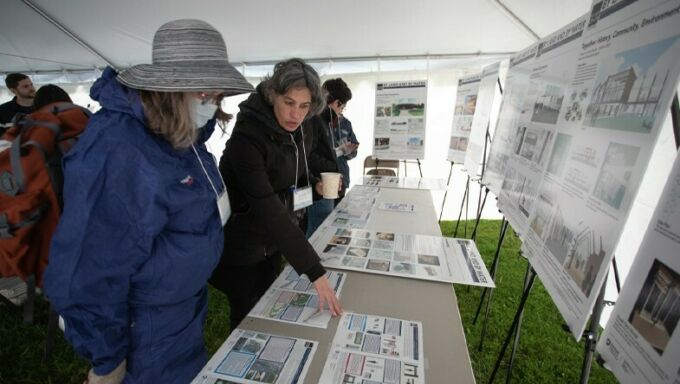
<box><xmin>217</xmin><ymin>190</ymin><xmax>231</xmax><ymax>226</ymax></box>
<box><xmin>293</xmin><ymin>186</ymin><xmax>313</xmax><ymax>211</ymax></box>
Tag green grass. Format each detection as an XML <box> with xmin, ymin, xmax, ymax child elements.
<box><xmin>443</xmin><ymin>219</ymin><xmax>617</xmax><ymax>383</ymax></box>
<box><xmin>0</xmin><ymin>220</ymin><xmax>618</xmax><ymax>383</ymax></box>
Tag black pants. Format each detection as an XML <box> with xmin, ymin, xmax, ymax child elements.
<box><xmin>209</xmin><ymin>253</ymin><xmax>282</xmax><ymax>329</ymax></box>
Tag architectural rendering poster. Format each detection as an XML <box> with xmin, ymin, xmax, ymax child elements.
<box><xmin>310</xmin><ymin>226</ymin><xmax>494</xmax><ymax>287</ymax></box>
<box><xmin>448</xmin><ymin>73</ymin><xmax>482</xmax><ymax>163</ymax></box>
<box><xmin>597</xmin><ymin>152</ymin><xmax>680</xmax><ymax>384</ymax></box>
<box><xmin>373</xmin><ymin>80</ymin><xmax>428</xmax><ymax>160</ymax></box>
<box><xmin>482</xmin><ymin>43</ymin><xmax>539</xmax><ymax>197</ymax></box>
<box><xmin>192</xmin><ymin>329</ymin><xmax>317</xmax><ymax>384</ymax></box>
<box><xmin>319</xmin><ymin>313</ymin><xmax>425</xmax><ymax>384</ymax></box>
<box><xmin>249</xmin><ymin>265</ymin><xmax>346</xmax><ymax>328</ymax></box>
<box><xmin>463</xmin><ymin>62</ymin><xmax>501</xmax><ymax>180</ymax></box>
<box><xmin>522</xmin><ymin>0</ymin><xmax>680</xmax><ymax>339</ymax></box>
<box><xmin>497</xmin><ymin>15</ymin><xmax>588</xmax><ymax>235</ymax></box>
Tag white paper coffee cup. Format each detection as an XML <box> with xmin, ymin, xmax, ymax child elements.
<box><xmin>321</xmin><ymin>172</ymin><xmax>342</xmax><ymax>199</ymax></box>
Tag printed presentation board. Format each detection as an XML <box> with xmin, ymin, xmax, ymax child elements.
<box><xmin>597</xmin><ymin>152</ymin><xmax>680</xmax><ymax>384</ymax></box>
<box><xmin>319</xmin><ymin>313</ymin><xmax>425</xmax><ymax>384</ymax></box>
<box><xmin>521</xmin><ymin>0</ymin><xmax>680</xmax><ymax>339</ymax></box>
<box><xmin>373</xmin><ymin>80</ymin><xmax>428</xmax><ymax>160</ymax></box>
<box><xmin>496</xmin><ymin>14</ymin><xmax>588</xmax><ymax>236</ymax></box>
<box><xmin>360</xmin><ymin>175</ymin><xmax>447</xmax><ymax>191</ymax></box>
<box><xmin>448</xmin><ymin>73</ymin><xmax>482</xmax><ymax>163</ymax></box>
<box><xmin>482</xmin><ymin>42</ymin><xmax>539</xmax><ymax>197</ymax></box>
<box><xmin>464</xmin><ymin>62</ymin><xmax>501</xmax><ymax>180</ymax></box>
<box><xmin>249</xmin><ymin>265</ymin><xmax>346</xmax><ymax>328</ymax></box>
<box><xmin>192</xmin><ymin>329</ymin><xmax>317</xmax><ymax>384</ymax></box>
<box><xmin>310</xmin><ymin>226</ymin><xmax>494</xmax><ymax>287</ymax></box>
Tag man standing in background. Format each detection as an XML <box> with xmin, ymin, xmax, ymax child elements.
<box><xmin>0</xmin><ymin>73</ymin><xmax>36</xmax><ymax>134</ymax></box>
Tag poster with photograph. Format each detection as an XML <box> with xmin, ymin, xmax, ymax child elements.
<box><xmin>192</xmin><ymin>329</ymin><xmax>317</xmax><ymax>384</ymax></box>
<box><xmin>448</xmin><ymin>73</ymin><xmax>482</xmax><ymax>163</ymax></box>
<box><xmin>373</xmin><ymin>80</ymin><xmax>428</xmax><ymax>160</ymax></box>
<box><xmin>310</xmin><ymin>226</ymin><xmax>494</xmax><ymax>287</ymax></box>
<box><xmin>597</xmin><ymin>152</ymin><xmax>680</xmax><ymax>384</ymax></box>
<box><xmin>463</xmin><ymin>62</ymin><xmax>501</xmax><ymax>180</ymax></box>
<box><xmin>482</xmin><ymin>43</ymin><xmax>539</xmax><ymax>196</ymax></box>
<box><xmin>496</xmin><ymin>15</ymin><xmax>588</xmax><ymax>236</ymax></box>
<box><xmin>319</xmin><ymin>313</ymin><xmax>425</xmax><ymax>384</ymax></box>
<box><xmin>249</xmin><ymin>265</ymin><xmax>346</xmax><ymax>328</ymax></box>
<box><xmin>522</xmin><ymin>0</ymin><xmax>680</xmax><ymax>339</ymax></box>
<box><xmin>361</xmin><ymin>175</ymin><xmax>447</xmax><ymax>191</ymax></box>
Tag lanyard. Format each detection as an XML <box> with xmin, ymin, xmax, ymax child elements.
<box><xmin>191</xmin><ymin>144</ymin><xmax>226</xmax><ymax>198</ymax></box>
<box><xmin>291</xmin><ymin>124</ymin><xmax>311</xmax><ymax>188</ymax></box>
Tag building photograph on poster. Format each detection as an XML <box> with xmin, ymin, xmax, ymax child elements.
<box><xmin>585</xmin><ymin>34</ymin><xmax>680</xmax><ymax>133</ymax></box>
<box><xmin>628</xmin><ymin>259</ymin><xmax>680</xmax><ymax>355</ymax></box>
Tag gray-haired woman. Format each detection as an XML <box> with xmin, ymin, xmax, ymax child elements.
<box><xmin>210</xmin><ymin>58</ymin><xmax>343</xmax><ymax>328</ymax></box>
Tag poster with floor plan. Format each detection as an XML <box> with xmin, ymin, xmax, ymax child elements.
<box><xmin>319</xmin><ymin>313</ymin><xmax>425</xmax><ymax>384</ymax></box>
<box><xmin>496</xmin><ymin>14</ymin><xmax>588</xmax><ymax>236</ymax></box>
<box><xmin>192</xmin><ymin>329</ymin><xmax>317</xmax><ymax>384</ymax></box>
<box><xmin>597</xmin><ymin>152</ymin><xmax>680</xmax><ymax>384</ymax></box>
<box><xmin>522</xmin><ymin>0</ymin><xmax>680</xmax><ymax>339</ymax></box>
<box><xmin>464</xmin><ymin>62</ymin><xmax>501</xmax><ymax>180</ymax></box>
<box><xmin>373</xmin><ymin>80</ymin><xmax>428</xmax><ymax>160</ymax></box>
<box><xmin>249</xmin><ymin>265</ymin><xmax>346</xmax><ymax>328</ymax></box>
<box><xmin>482</xmin><ymin>43</ymin><xmax>539</xmax><ymax>197</ymax></box>
<box><xmin>448</xmin><ymin>73</ymin><xmax>482</xmax><ymax>163</ymax></box>
<box><xmin>310</xmin><ymin>226</ymin><xmax>494</xmax><ymax>287</ymax></box>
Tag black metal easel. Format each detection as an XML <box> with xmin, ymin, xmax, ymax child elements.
<box><xmin>439</xmin><ymin>161</ymin><xmax>455</xmax><ymax>223</ymax></box>
<box><xmin>453</xmin><ymin>175</ymin><xmax>471</xmax><ymax>237</ymax></box>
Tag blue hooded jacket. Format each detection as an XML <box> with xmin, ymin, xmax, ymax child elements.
<box><xmin>43</xmin><ymin>67</ymin><xmax>224</xmax><ymax>383</ymax></box>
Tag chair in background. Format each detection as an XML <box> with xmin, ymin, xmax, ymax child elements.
<box><xmin>363</xmin><ymin>156</ymin><xmax>400</xmax><ymax>177</ymax></box>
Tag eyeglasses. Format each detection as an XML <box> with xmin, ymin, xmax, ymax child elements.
<box><xmin>197</xmin><ymin>92</ymin><xmax>224</xmax><ymax>106</ymax></box>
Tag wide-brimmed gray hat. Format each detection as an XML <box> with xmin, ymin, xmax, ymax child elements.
<box><xmin>117</xmin><ymin>19</ymin><xmax>253</xmax><ymax>95</ymax></box>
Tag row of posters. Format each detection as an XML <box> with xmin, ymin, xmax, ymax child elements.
<box><xmin>373</xmin><ymin>81</ymin><xmax>428</xmax><ymax>160</ymax></box>
<box><xmin>448</xmin><ymin>74</ymin><xmax>482</xmax><ymax>163</ymax></box>
<box><xmin>463</xmin><ymin>62</ymin><xmax>502</xmax><ymax>180</ymax></box>
<box><xmin>250</xmin><ymin>265</ymin><xmax>347</xmax><ymax>328</ymax></box>
<box><xmin>310</xmin><ymin>226</ymin><xmax>494</xmax><ymax>287</ymax></box>
<box><xmin>597</xmin><ymin>152</ymin><xmax>680</xmax><ymax>384</ymax></box>
<box><xmin>482</xmin><ymin>0</ymin><xmax>680</xmax><ymax>342</ymax></box>
<box><xmin>192</xmin><ymin>329</ymin><xmax>317</xmax><ymax>384</ymax></box>
<box><xmin>319</xmin><ymin>313</ymin><xmax>426</xmax><ymax>384</ymax></box>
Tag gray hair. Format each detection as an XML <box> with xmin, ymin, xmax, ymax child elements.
<box><xmin>261</xmin><ymin>58</ymin><xmax>325</xmax><ymax>117</ymax></box>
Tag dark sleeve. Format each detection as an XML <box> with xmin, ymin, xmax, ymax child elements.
<box><xmin>307</xmin><ymin>117</ymin><xmax>338</xmax><ymax>176</ymax></box>
<box><xmin>225</xmin><ymin>134</ymin><xmax>326</xmax><ymax>281</ymax></box>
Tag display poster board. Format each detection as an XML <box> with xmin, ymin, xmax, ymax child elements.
<box><xmin>496</xmin><ymin>15</ymin><xmax>588</xmax><ymax>235</ymax></box>
<box><xmin>448</xmin><ymin>73</ymin><xmax>482</xmax><ymax>163</ymax></box>
<box><xmin>319</xmin><ymin>313</ymin><xmax>425</xmax><ymax>384</ymax></box>
<box><xmin>249</xmin><ymin>265</ymin><xmax>346</xmax><ymax>328</ymax></box>
<box><xmin>597</xmin><ymin>152</ymin><xmax>680</xmax><ymax>384</ymax></box>
<box><xmin>463</xmin><ymin>62</ymin><xmax>501</xmax><ymax>180</ymax></box>
<box><xmin>310</xmin><ymin>225</ymin><xmax>494</xmax><ymax>287</ymax></box>
<box><xmin>522</xmin><ymin>0</ymin><xmax>680</xmax><ymax>339</ymax></box>
<box><xmin>482</xmin><ymin>43</ymin><xmax>539</xmax><ymax>196</ymax></box>
<box><xmin>360</xmin><ymin>175</ymin><xmax>447</xmax><ymax>190</ymax></box>
<box><xmin>192</xmin><ymin>329</ymin><xmax>317</xmax><ymax>384</ymax></box>
<box><xmin>373</xmin><ymin>80</ymin><xmax>428</xmax><ymax>160</ymax></box>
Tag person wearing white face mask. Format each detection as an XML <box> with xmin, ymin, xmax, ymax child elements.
<box><xmin>43</xmin><ymin>19</ymin><xmax>253</xmax><ymax>384</ymax></box>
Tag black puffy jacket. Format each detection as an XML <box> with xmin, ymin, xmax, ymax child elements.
<box><xmin>214</xmin><ymin>88</ymin><xmax>325</xmax><ymax>281</ymax></box>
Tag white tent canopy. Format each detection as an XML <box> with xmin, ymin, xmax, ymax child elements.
<box><xmin>1</xmin><ymin>0</ymin><xmax>592</xmax><ymax>76</ymax></box>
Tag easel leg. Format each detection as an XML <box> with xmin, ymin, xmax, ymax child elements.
<box><xmin>471</xmin><ymin>187</ymin><xmax>490</xmax><ymax>241</ymax></box>
<box><xmin>579</xmin><ymin>272</ymin><xmax>608</xmax><ymax>384</ymax></box>
<box><xmin>475</xmin><ymin>218</ymin><xmax>508</xmax><ymax>352</ymax></box>
<box><xmin>488</xmin><ymin>264</ymin><xmax>536</xmax><ymax>384</ymax></box>
<box><xmin>454</xmin><ymin>176</ymin><xmax>470</xmax><ymax>237</ymax></box>
<box><xmin>505</xmin><ymin>262</ymin><xmax>533</xmax><ymax>384</ymax></box>
<box><xmin>439</xmin><ymin>162</ymin><xmax>455</xmax><ymax>223</ymax></box>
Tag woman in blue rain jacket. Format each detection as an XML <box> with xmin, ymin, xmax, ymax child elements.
<box><xmin>43</xmin><ymin>19</ymin><xmax>253</xmax><ymax>384</ymax></box>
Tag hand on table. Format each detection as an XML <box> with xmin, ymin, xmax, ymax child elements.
<box><xmin>313</xmin><ymin>275</ymin><xmax>343</xmax><ymax>316</ymax></box>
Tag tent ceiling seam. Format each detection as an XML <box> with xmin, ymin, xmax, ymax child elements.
<box><xmin>21</xmin><ymin>0</ymin><xmax>117</xmax><ymax>70</ymax></box>
<box><xmin>494</xmin><ymin>0</ymin><xmax>541</xmax><ymax>41</ymax></box>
